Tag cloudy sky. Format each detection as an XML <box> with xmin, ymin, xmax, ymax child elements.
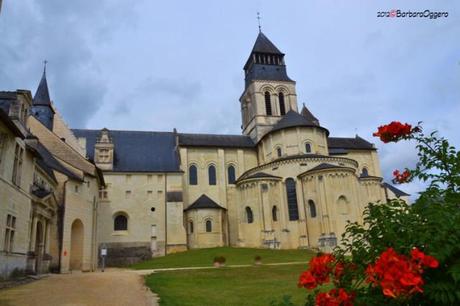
<box><xmin>1</xmin><ymin>0</ymin><xmax>459</xmax><ymax>199</ymax></box>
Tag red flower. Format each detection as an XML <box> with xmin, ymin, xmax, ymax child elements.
<box><xmin>298</xmin><ymin>254</ymin><xmax>335</xmax><ymax>290</ymax></box>
<box><xmin>366</xmin><ymin>247</ymin><xmax>439</xmax><ymax>299</ymax></box>
<box><xmin>334</xmin><ymin>262</ymin><xmax>345</xmax><ymax>280</ymax></box>
<box><xmin>373</xmin><ymin>121</ymin><xmax>413</xmax><ymax>143</ymax></box>
<box><xmin>393</xmin><ymin>169</ymin><xmax>411</xmax><ymax>184</ymax></box>
<box><xmin>316</xmin><ymin>288</ymin><xmax>355</xmax><ymax>306</ymax></box>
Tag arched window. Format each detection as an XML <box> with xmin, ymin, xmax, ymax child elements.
<box><xmin>189</xmin><ymin>165</ymin><xmax>198</xmax><ymax>185</ymax></box>
<box><xmin>208</xmin><ymin>165</ymin><xmax>217</xmax><ymax>185</ymax></box>
<box><xmin>337</xmin><ymin>196</ymin><xmax>349</xmax><ymax>215</ymax></box>
<box><xmin>245</xmin><ymin>207</ymin><xmax>254</xmax><ymax>223</ymax></box>
<box><xmin>305</xmin><ymin>143</ymin><xmax>312</xmax><ymax>153</ymax></box>
<box><xmin>308</xmin><ymin>200</ymin><xmax>317</xmax><ymax>218</ymax></box>
<box><xmin>276</xmin><ymin>147</ymin><xmax>282</xmax><ymax>157</ymax></box>
<box><xmin>361</xmin><ymin>168</ymin><xmax>369</xmax><ymax>177</ymax></box>
<box><xmin>189</xmin><ymin>221</ymin><xmax>194</xmax><ymax>233</ymax></box>
<box><xmin>278</xmin><ymin>92</ymin><xmax>286</xmax><ymax>115</ymax></box>
<box><xmin>114</xmin><ymin>214</ymin><xmax>128</xmax><ymax>231</ymax></box>
<box><xmin>227</xmin><ymin>165</ymin><xmax>236</xmax><ymax>184</ymax></box>
<box><xmin>205</xmin><ymin>220</ymin><xmax>212</xmax><ymax>232</ymax></box>
<box><xmin>264</xmin><ymin>91</ymin><xmax>272</xmax><ymax>115</ymax></box>
<box><xmin>285</xmin><ymin>178</ymin><xmax>299</xmax><ymax>221</ymax></box>
<box><xmin>272</xmin><ymin>206</ymin><xmax>278</xmax><ymax>222</ymax></box>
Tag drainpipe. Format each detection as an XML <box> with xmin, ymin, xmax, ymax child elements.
<box><xmin>58</xmin><ymin>179</ymin><xmax>69</xmax><ymax>273</ymax></box>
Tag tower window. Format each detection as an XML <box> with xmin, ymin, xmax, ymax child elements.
<box><xmin>227</xmin><ymin>165</ymin><xmax>236</xmax><ymax>184</ymax></box>
<box><xmin>208</xmin><ymin>165</ymin><xmax>217</xmax><ymax>185</ymax></box>
<box><xmin>264</xmin><ymin>91</ymin><xmax>272</xmax><ymax>116</ymax></box>
<box><xmin>361</xmin><ymin>168</ymin><xmax>369</xmax><ymax>177</ymax></box>
<box><xmin>114</xmin><ymin>214</ymin><xmax>128</xmax><ymax>231</ymax></box>
<box><xmin>205</xmin><ymin>220</ymin><xmax>212</xmax><ymax>232</ymax></box>
<box><xmin>189</xmin><ymin>165</ymin><xmax>198</xmax><ymax>185</ymax></box>
<box><xmin>285</xmin><ymin>178</ymin><xmax>299</xmax><ymax>221</ymax></box>
<box><xmin>245</xmin><ymin>207</ymin><xmax>254</xmax><ymax>224</ymax></box>
<box><xmin>189</xmin><ymin>221</ymin><xmax>194</xmax><ymax>234</ymax></box>
<box><xmin>308</xmin><ymin>200</ymin><xmax>317</xmax><ymax>218</ymax></box>
<box><xmin>305</xmin><ymin>143</ymin><xmax>312</xmax><ymax>153</ymax></box>
<box><xmin>279</xmin><ymin>92</ymin><xmax>286</xmax><ymax>115</ymax></box>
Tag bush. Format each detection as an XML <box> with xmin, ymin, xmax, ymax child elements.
<box><xmin>255</xmin><ymin>255</ymin><xmax>262</xmax><ymax>261</ymax></box>
<box><xmin>297</xmin><ymin>122</ymin><xmax>460</xmax><ymax>306</ymax></box>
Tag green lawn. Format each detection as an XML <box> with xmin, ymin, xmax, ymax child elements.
<box><xmin>145</xmin><ymin>264</ymin><xmax>310</xmax><ymax>306</ymax></box>
<box><xmin>131</xmin><ymin>247</ymin><xmax>314</xmax><ymax>270</ymax></box>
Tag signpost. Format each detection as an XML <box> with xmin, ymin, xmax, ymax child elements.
<box><xmin>100</xmin><ymin>245</ymin><xmax>107</xmax><ymax>272</ymax></box>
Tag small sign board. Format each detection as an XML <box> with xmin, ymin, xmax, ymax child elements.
<box><xmin>101</xmin><ymin>248</ymin><xmax>107</xmax><ymax>256</ymax></box>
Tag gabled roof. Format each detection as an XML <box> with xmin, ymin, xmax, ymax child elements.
<box><xmin>327</xmin><ymin>136</ymin><xmax>375</xmax><ymax>151</ymax></box>
<box><xmin>179</xmin><ymin>133</ymin><xmax>255</xmax><ymax>148</ymax></box>
<box><xmin>72</xmin><ymin>129</ymin><xmax>181</xmax><ymax>173</ymax></box>
<box><xmin>251</xmin><ymin>32</ymin><xmax>283</xmax><ymax>55</ymax></box>
<box><xmin>35</xmin><ymin>142</ymin><xmax>82</xmax><ymax>181</ymax></box>
<box><xmin>268</xmin><ymin>110</ymin><xmax>329</xmax><ymax>136</ymax></box>
<box><xmin>184</xmin><ymin>194</ymin><xmax>226</xmax><ymax>211</ymax></box>
<box><xmin>33</xmin><ymin>70</ymin><xmax>52</xmax><ymax>107</ymax></box>
<box><xmin>383</xmin><ymin>182</ymin><xmax>410</xmax><ymax>197</ymax></box>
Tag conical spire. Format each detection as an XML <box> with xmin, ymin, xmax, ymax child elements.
<box><xmin>301</xmin><ymin>103</ymin><xmax>319</xmax><ymax>126</ymax></box>
<box><xmin>33</xmin><ymin>64</ymin><xmax>51</xmax><ymax>106</ymax></box>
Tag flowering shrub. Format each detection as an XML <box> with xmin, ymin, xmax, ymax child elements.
<box><xmin>297</xmin><ymin>122</ymin><xmax>460</xmax><ymax>306</ymax></box>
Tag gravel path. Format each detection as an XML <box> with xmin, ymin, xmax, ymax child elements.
<box><xmin>0</xmin><ymin>269</ymin><xmax>158</xmax><ymax>306</ymax></box>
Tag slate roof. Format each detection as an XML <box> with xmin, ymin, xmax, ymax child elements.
<box><xmin>327</xmin><ymin>136</ymin><xmax>375</xmax><ymax>151</ymax></box>
<box><xmin>35</xmin><ymin>142</ymin><xmax>82</xmax><ymax>181</ymax></box>
<box><xmin>268</xmin><ymin>110</ymin><xmax>329</xmax><ymax>136</ymax></box>
<box><xmin>251</xmin><ymin>32</ymin><xmax>283</xmax><ymax>55</ymax></box>
<box><xmin>238</xmin><ymin>172</ymin><xmax>281</xmax><ymax>182</ymax></box>
<box><xmin>0</xmin><ymin>91</ymin><xmax>16</xmax><ymax>115</ymax></box>
<box><xmin>184</xmin><ymin>194</ymin><xmax>226</xmax><ymax>211</ymax></box>
<box><xmin>31</xmin><ymin>187</ymin><xmax>52</xmax><ymax>199</ymax></box>
<box><xmin>383</xmin><ymin>182</ymin><xmax>410</xmax><ymax>197</ymax></box>
<box><xmin>304</xmin><ymin>163</ymin><xmax>352</xmax><ymax>173</ymax></box>
<box><xmin>179</xmin><ymin>133</ymin><xmax>255</xmax><ymax>148</ymax></box>
<box><xmin>300</xmin><ymin>104</ymin><xmax>320</xmax><ymax>125</ymax></box>
<box><xmin>33</xmin><ymin>70</ymin><xmax>52</xmax><ymax>107</ymax></box>
<box><xmin>72</xmin><ymin>129</ymin><xmax>181</xmax><ymax>172</ymax></box>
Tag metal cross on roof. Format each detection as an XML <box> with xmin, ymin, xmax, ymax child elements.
<box><xmin>257</xmin><ymin>12</ymin><xmax>262</xmax><ymax>32</ymax></box>
<box><xmin>43</xmin><ymin>60</ymin><xmax>48</xmax><ymax>74</ymax></box>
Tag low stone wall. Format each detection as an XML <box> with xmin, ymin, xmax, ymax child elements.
<box><xmin>99</xmin><ymin>242</ymin><xmax>151</xmax><ymax>267</ymax></box>
<box><xmin>0</xmin><ymin>253</ymin><xmax>27</xmax><ymax>280</ymax></box>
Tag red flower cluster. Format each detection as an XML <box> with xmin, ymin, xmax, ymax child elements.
<box><xmin>298</xmin><ymin>254</ymin><xmax>335</xmax><ymax>289</ymax></box>
<box><xmin>373</xmin><ymin>121</ymin><xmax>413</xmax><ymax>143</ymax></box>
<box><xmin>366</xmin><ymin>248</ymin><xmax>439</xmax><ymax>299</ymax></box>
<box><xmin>393</xmin><ymin>169</ymin><xmax>411</xmax><ymax>184</ymax></box>
<box><xmin>316</xmin><ymin>288</ymin><xmax>355</xmax><ymax>306</ymax></box>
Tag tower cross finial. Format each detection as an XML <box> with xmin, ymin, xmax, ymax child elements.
<box><xmin>257</xmin><ymin>12</ymin><xmax>262</xmax><ymax>33</ymax></box>
<box><xmin>43</xmin><ymin>60</ymin><xmax>48</xmax><ymax>75</ymax></box>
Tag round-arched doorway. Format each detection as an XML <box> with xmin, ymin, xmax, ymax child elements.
<box><xmin>70</xmin><ymin>219</ymin><xmax>84</xmax><ymax>271</ymax></box>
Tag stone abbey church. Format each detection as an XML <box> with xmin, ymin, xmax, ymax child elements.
<box><xmin>0</xmin><ymin>32</ymin><xmax>408</xmax><ymax>277</ymax></box>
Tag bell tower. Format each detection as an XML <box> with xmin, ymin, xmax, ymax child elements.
<box><xmin>240</xmin><ymin>32</ymin><xmax>298</xmax><ymax>142</ymax></box>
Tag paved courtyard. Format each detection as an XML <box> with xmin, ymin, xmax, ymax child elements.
<box><xmin>0</xmin><ymin>269</ymin><xmax>158</xmax><ymax>306</ymax></box>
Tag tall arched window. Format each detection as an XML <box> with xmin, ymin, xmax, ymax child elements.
<box><xmin>205</xmin><ymin>220</ymin><xmax>212</xmax><ymax>232</ymax></box>
<box><xmin>308</xmin><ymin>200</ymin><xmax>317</xmax><ymax>218</ymax></box>
<box><xmin>227</xmin><ymin>165</ymin><xmax>236</xmax><ymax>184</ymax></box>
<box><xmin>245</xmin><ymin>207</ymin><xmax>254</xmax><ymax>223</ymax></box>
<box><xmin>278</xmin><ymin>92</ymin><xmax>286</xmax><ymax>115</ymax></box>
<box><xmin>208</xmin><ymin>165</ymin><xmax>217</xmax><ymax>185</ymax></box>
<box><xmin>264</xmin><ymin>91</ymin><xmax>272</xmax><ymax>115</ymax></box>
<box><xmin>276</xmin><ymin>147</ymin><xmax>282</xmax><ymax>157</ymax></box>
<box><xmin>189</xmin><ymin>165</ymin><xmax>198</xmax><ymax>185</ymax></box>
<box><xmin>272</xmin><ymin>206</ymin><xmax>278</xmax><ymax>222</ymax></box>
<box><xmin>114</xmin><ymin>214</ymin><xmax>128</xmax><ymax>231</ymax></box>
<box><xmin>361</xmin><ymin>168</ymin><xmax>369</xmax><ymax>177</ymax></box>
<box><xmin>337</xmin><ymin>196</ymin><xmax>349</xmax><ymax>215</ymax></box>
<box><xmin>305</xmin><ymin>143</ymin><xmax>312</xmax><ymax>153</ymax></box>
<box><xmin>285</xmin><ymin>178</ymin><xmax>299</xmax><ymax>221</ymax></box>
<box><xmin>189</xmin><ymin>221</ymin><xmax>194</xmax><ymax>233</ymax></box>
